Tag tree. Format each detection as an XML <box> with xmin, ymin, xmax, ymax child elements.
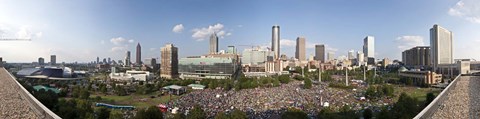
<box><xmin>278</xmin><ymin>75</ymin><xmax>291</xmax><ymax>84</ymax></box>
<box><xmin>281</xmin><ymin>108</ymin><xmax>308</xmax><ymax>119</ymax></box>
<box><xmin>96</xmin><ymin>107</ymin><xmax>110</xmax><ymax>119</ymax></box>
<box><xmin>214</xmin><ymin>112</ymin><xmax>229</xmax><ymax>119</ymax></box>
<box><xmin>172</xmin><ymin>113</ymin><xmax>186</xmax><ymax>119</ymax></box>
<box><xmin>391</xmin><ymin>93</ymin><xmax>419</xmax><ymax>118</ymax></box>
<box><xmin>363</xmin><ymin>108</ymin><xmax>373</xmax><ymax>119</ymax></box>
<box><xmin>135</xmin><ymin>106</ymin><xmax>163</xmax><ymax>119</ymax></box>
<box><xmin>109</xmin><ymin>110</ymin><xmax>123</xmax><ymax>119</ymax></box>
<box><xmin>187</xmin><ymin>105</ymin><xmax>206</xmax><ymax>119</ymax></box>
<box><xmin>230</xmin><ymin>109</ymin><xmax>247</xmax><ymax>119</ymax></box>
<box><xmin>365</xmin><ymin>86</ymin><xmax>376</xmax><ymax>99</ymax></box>
<box><xmin>304</xmin><ymin>78</ymin><xmax>312</xmax><ymax>89</ymax></box>
<box><xmin>272</xmin><ymin>79</ymin><xmax>280</xmax><ymax>87</ymax></box>
<box><xmin>79</xmin><ymin>89</ymin><xmax>90</xmax><ymax>99</ymax></box>
<box><xmin>426</xmin><ymin>92</ymin><xmax>435</xmax><ymax>106</ymax></box>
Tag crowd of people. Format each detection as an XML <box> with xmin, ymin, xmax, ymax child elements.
<box><xmin>166</xmin><ymin>80</ymin><xmax>371</xmax><ymax>118</ymax></box>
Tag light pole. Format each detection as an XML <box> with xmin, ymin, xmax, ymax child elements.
<box><xmin>345</xmin><ymin>65</ymin><xmax>349</xmax><ymax>86</ymax></box>
<box><xmin>302</xmin><ymin>66</ymin><xmax>305</xmax><ymax>77</ymax></box>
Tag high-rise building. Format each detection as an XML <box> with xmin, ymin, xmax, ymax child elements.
<box><xmin>272</xmin><ymin>25</ymin><xmax>280</xmax><ymax>60</ymax></box>
<box><xmin>210</xmin><ymin>33</ymin><xmax>218</xmax><ymax>54</ymax></box>
<box><xmin>38</xmin><ymin>57</ymin><xmax>45</xmax><ymax>66</ymax></box>
<box><xmin>96</xmin><ymin>57</ymin><xmax>100</xmax><ymax>64</ymax></box>
<box><xmin>227</xmin><ymin>46</ymin><xmax>236</xmax><ymax>54</ymax></box>
<box><xmin>161</xmin><ymin>44</ymin><xmax>178</xmax><ymax>79</ymax></box>
<box><xmin>430</xmin><ymin>24</ymin><xmax>453</xmax><ymax>70</ymax></box>
<box><xmin>136</xmin><ymin>43</ymin><xmax>142</xmax><ymax>65</ymax></box>
<box><xmin>315</xmin><ymin>44</ymin><xmax>325</xmax><ymax>62</ymax></box>
<box><xmin>108</xmin><ymin>57</ymin><xmax>111</xmax><ymax>64</ymax></box>
<box><xmin>402</xmin><ymin>46</ymin><xmax>431</xmax><ymax>67</ymax></box>
<box><xmin>295</xmin><ymin>37</ymin><xmax>306</xmax><ymax>61</ymax></box>
<box><xmin>357</xmin><ymin>51</ymin><xmax>364</xmax><ymax>66</ymax></box>
<box><xmin>103</xmin><ymin>58</ymin><xmax>107</xmax><ymax>64</ymax></box>
<box><xmin>327</xmin><ymin>52</ymin><xmax>335</xmax><ymax>62</ymax></box>
<box><xmin>50</xmin><ymin>55</ymin><xmax>56</xmax><ymax>65</ymax></box>
<box><xmin>0</xmin><ymin>57</ymin><xmax>3</xmax><ymax>67</ymax></box>
<box><xmin>348</xmin><ymin>50</ymin><xmax>355</xmax><ymax>60</ymax></box>
<box><xmin>125</xmin><ymin>51</ymin><xmax>131</xmax><ymax>66</ymax></box>
<box><xmin>363</xmin><ymin>36</ymin><xmax>375</xmax><ymax>58</ymax></box>
<box><xmin>242</xmin><ymin>48</ymin><xmax>274</xmax><ymax>65</ymax></box>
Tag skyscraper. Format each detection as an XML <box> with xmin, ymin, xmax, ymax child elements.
<box><xmin>38</xmin><ymin>57</ymin><xmax>45</xmax><ymax>66</ymax></box>
<box><xmin>136</xmin><ymin>43</ymin><xmax>142</xmax><ymax>65</ymax></box>
<box><xmin>295</xmin><ymin>37</ymin><xmax>306</xmax><ymax>61</ymax></box>
<box><xmin>161</xmin><ymin>44</ymin><xmax>178</xmax><ymax>79</ymax></box>
<box><xmin>210</xmin><ymin>33</ymin><xmax>218</xmax><ymax>54</ymax></box>
<box><xmin>348</xmin><ymin>50</ymin><xmax>355</xmax><ymax>60</ymax></box>
<box><xmin>272</xmin><ymin>25</ymin><xmax>280</xmax><ymax>60</ymax></box>
<box><xmin>430</xmin><ymin>24</ymin><xmax>453</xmax><ymax>70</ymax></box>
<box><xmin>50</xmin><ymin>55</ymin><xmax>56</xmax><ymax>65</ymax></box>
<box><xmin>315</xmin><ymin>44</ymin><xmax>325</xmax><ymax>62</ymax></box>
<box><xmin>363</xmin><ymin>36</ymin><xmax>375</xmax><ymax>58</ymax></box>
<box><xmin>96</xmin><ymin>57</ymin><xmax>100</xmax><ymax>64</ymax></box>
<box><xmin>402</xmin><ymin>46</ymin><xmax>431</xmax><ymax>67</ymax></box>
<box><xmin>357</xmin><ymin>51</ymin><xmax>364</xmax><ymax>66</ymax></box>
<box><xmin>125</xmin><ymin>51</ymin><xmax>131</xmax><ymax>66</ymax></box>
<box><xmin>327</xmin><ymin>52</ymin><xmax>335</xmax><ymax>62</ymax></box>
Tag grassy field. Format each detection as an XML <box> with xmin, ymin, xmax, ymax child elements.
<box><xmin>90</xmin><ymin>92</ymin><xmax>179</xmax><ymax>109</ymax></box>
<box><xmin>393</xmin><ymin>86</ymin><xmax>442</xmax><ymax>102</ymax></box>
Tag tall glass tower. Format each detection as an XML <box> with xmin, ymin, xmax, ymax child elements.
<box><xmin>272</xmin><ymin>25</ymin><xmax>280</xmax><ymax>60</ymax></box>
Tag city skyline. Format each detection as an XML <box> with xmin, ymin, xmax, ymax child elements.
<box><xmin>1</xmin><ymin>0</ymin><xmax>480</xmax><ymax>63</ymax></box>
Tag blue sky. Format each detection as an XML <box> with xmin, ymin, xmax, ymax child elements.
<box><xmin>1</xmin><ymin>0</ymin><xmax>480</xmax><ymax>63</ymax></box>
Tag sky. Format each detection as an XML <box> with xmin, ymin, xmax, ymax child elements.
<box><xmin>1</xmin><ymin>0</ymin><xmax>480</xmax><ymax>63</ymax></box>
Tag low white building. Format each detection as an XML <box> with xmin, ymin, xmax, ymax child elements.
<box><xmin>110</xmin><ymin>70</ymin><xmax>152</xmax><ymax>82</ymax></box>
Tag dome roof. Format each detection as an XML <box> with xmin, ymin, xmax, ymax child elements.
<box><xmin>398</xmin><ymin>66</ymin><xmax>408</xmax><ymax>72</ymax></box>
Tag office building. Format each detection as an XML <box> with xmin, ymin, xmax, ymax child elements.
<box><xmin>0</xmin><ymin>57</ymin><xmax>3</xmax><ymax>67</ymax></box>
<box><xmin>50</xmin><ymin>55</ymin><xmax>56</xmax><ymax>65</ymax></box>
<box><xmin>363</xmin><ymin>36</ymin><xmax>375</xmax><ymax>59</ymax></box>
<box><xmin>179</xmin><ymin>56</ymin><xmax>238</xmax><ymax>79</ymax></box>
<box><xmin>227</xmin><ymin>46</ymin><xmax>236</xmax><ymax>54</ymax></box>
<box><xmin>161</xmin><ymin>44</ymin><xmax>178</xmax><ymax>79</ymax></box>
<box><xmin>402</xmin><ymin>46</ymin><xmax>431</xmax><ymax>68</ymax></box>
<box><xmin>242</xmin><ymin>47</ymin><xmax>274</xmax><ymax>66</ymax></box>
<box><xmin>398</xmin><ymin>69</ymin><xmax>442</xmax><ymax>86</ymax></box>
<box><xmin>327</xmin><ymin>52</ymin><xmax>335</xmax><ymax>62</ymax></box>
<box><xmin>125</xmin><ymin>51</ymin><xmax>131</xmax><ymax>66</ymax></box>
<box><xmin>295</xmin><ymin>37</ymin><xmax>306</xmax><ymax>61</ymax></box>
<box><xmin>430</xmin><ymin>24</ymin><xmax>453</xmax><ymax>70</ymax></box>
<box><xmin>38</xmin><ymin>57</ymin><xmax>45</xmax><ymax>66</ymax></box>
<box><xmin>96</xmin><ymin>57</ymin><xmax>100</xmax><ymax>64</ymax></box>
<box><xmin>315</xmin><ymin>44</ymin><xmax>325</xmax><ymax>62</ymax></box>
<box><xmin>210</xmin><ymin>33</ymin><xmax>218</xmax><ymax>54</ymax></box>
<box><xmin>136</xmin><ymin>43</ymin><xmax>142</xmax><ymax>65</ymax></box>
<box><xmin>348</xmin><ymin>50</ymin><xmax>355</xmax><ymax>60</ymax></box>
<box><xmin>272</xmin><ymin>25</ymin><xmax>280</xmax><ymax>60</ymax></box>
<box><xmin>357</xmin><ymin>51</ymin><xmax>364</xmax><ymax>66</ymax></box>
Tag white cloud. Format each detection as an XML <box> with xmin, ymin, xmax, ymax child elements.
<box><xmin>110</xmin><ymin>46</ymin><xmax>126</xmax><ymax>52</ymax></box>
<box><xmin>448</xmin><ymin>0</ymin><xmax>480</xmax><ymax>23</ymax></box>
<box><xmin>110</xmin><ymin>37</ymin><xmax>127</xmax><ymax>45</ymax></box>
<box><xmin>110</xmin><ymin>37</ymin><xmax>134</xmax><ymax>45</ymax></box>
<box><xmin>172</xmin><ymin>24</ymin><xmax>184</xmax><ymax>33</ymax></box>
<box><xmin>280</xmin><ymin>39</ymin><xmax>295</xmax><ymax>47</ymax></box>
<box><xmin>395</xmin><ymin>35</ymin><xmax>425</xmax><ymax>50</ymax></box>
<box><xmin>15</xmin><ymin>26</ymin><xmax>32</xmax><ymax>39</ymax></box>
<box><xmin>191</xmin><ymin>23</ymin><xmax>231</xmax><ymax>41</ymax></box>
<box><xmin>100</xmin><ymin>40</ymin><xmax>105</xmax><ymax>44</ymax></box>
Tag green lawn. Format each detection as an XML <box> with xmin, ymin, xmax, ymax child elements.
<box><xmin>393</xmin><ymin>86</ymin><xmax>441</xmax><ymax>102</ymax></box>
<box><xmin>91</xmin><ymin>92</ymin><xmax>179</xmax><ymax>109</ymax></box>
